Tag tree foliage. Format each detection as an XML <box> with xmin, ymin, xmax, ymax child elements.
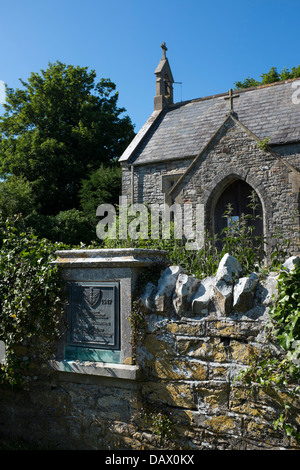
<box><xmin>0</xmin><ymin>61</ymin><xmax>135</xmax><ymax>216</ymax></box>
<box><xmin>0</xmin><ymin>215</ymin><xmax>66</xmax><ymax>388</ymax></box>
<box><xmin>79</xmin><ymin>164</ymin><xmax>122</xmax><ymax>223</ymax></box>
<box><xmin>234</xmin><ymin>65</ymin><xmax>300</xmax><ymax>89</ymax></box>
<box><xmin>0</xmin><ymin>175</ymin><xmax>36</xmax><ymax>220</ymax></box>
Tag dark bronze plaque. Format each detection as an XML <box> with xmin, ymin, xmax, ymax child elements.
<box><xmin>67</xmin><ymin>281</ymin><xmax>119</xmax><ymax>349</ymax></box>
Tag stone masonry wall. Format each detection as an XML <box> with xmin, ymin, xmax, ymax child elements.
<box><xmin>122</xmin><ymin>117</ymin><xmax>300</xmax><ymax>257</ymax></box>
<box><xmin>137</xmin><ymin>254</ymin><xmax>300</xmax><ymax>450</ymax></box>
<box><xmin>273</xmin><ymin>142</ymin><xmax>300</xmax><ymax>172</ymax></box>
<box><xmin>121</xmin><ymin>158</ymin><xmax>192</xmax><ymax>204</ymax></box>
<box><xmin>0</xmin><ymin>254</ymin><xmax>299</xmax><ymax>450</ymax></box>
<box><xmin>174</xmin><ymin>118</ymin><xmax>300</xmax><ymax>256</ymax></box>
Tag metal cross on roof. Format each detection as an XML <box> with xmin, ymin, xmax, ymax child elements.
<box><xmin>225</xmin><ymin>88</ymin><xmax>240</xmax><ymax>112</ymax></box>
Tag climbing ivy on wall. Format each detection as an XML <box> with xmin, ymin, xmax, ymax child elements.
<box><xmin>239</xmin><ymin>265</ymin><xmax>300</xmax><ymax>443</ymax></box>
<box><xmin>0</xmin><ymin>216</ymin><xmax>67</xmax><ymax>388</ymax></box>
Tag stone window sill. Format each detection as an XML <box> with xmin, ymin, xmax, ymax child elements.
<box><xmin>50</xmin><ymin>360</ymin><xmax>140</xmax><ymax>381</ymax></box>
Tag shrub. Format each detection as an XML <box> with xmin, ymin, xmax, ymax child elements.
<box><xmin>0</xmin><ymin>216</ymin><xmax>66</xmax><ymax>388</ymax></box>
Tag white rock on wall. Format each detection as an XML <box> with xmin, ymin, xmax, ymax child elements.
<box><xmin>215</xmin><ymin>253</ymin><xmax>243</xmax><ymax>284</ymax></box>
<box><xmin>213</xmin><ymin>279</ymin><xmax>233</xmax><ymax>314</ymax></box>
<box><xmin>233</xmin><ymin>273</ymin><xmax>259</xmax><ymax>312</ymax></box>
<box><xmin>154</xmin><ymin>265</ymin><xmax>185</xmax><ymax>312</ymax></box>
<box><xmin>141</xmin><ymin>254</ymin><xmax>297</xmax><ymax>318</ymax></box>
<box><xmin>140</xmin><ymin>282</ymin><xmax>157</xmax><ymax>311</ymax></box>
<box><xmin>173</xmin><ymin>273</ymin><xmax>201</xmax><ymax>315</ymax></box>
<box><xmin>281</xmin><ymin>255</ymin><xmax>300</xmax><ymax>272</ymax></box>
<box><xmin>192</xmin><ymin>276</ymin><xmax>215</xmax><ymax>315</ymax></box>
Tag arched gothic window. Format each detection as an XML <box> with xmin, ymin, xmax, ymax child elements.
<box><xmin>214</xmin><ymin>179</ymin><xmax>263</xmax><ymax>243</ymax></box>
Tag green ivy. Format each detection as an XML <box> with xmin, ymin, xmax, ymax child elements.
<box><xmin>271</xmin><ymin>266</ymin><xmax>300</xmax><ymax>352</ymax></box>
<box><xmin>0</xmin><ymin>216</ymin><xmax>67</xmax><ymax>388</ymax></box>
<box><xmin>239</xmin><ymin>265</ymin><xmax>300</xmax><ymax>444</ymax></box>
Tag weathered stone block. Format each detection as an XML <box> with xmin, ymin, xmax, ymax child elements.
<box><xmin>208</xmin><ymin>363</ymin><xmax>230</xmax><ymax>381</ymax></box>
<box><xmin>151</xmin><ymin>357</ymin><xmax>207</xmax><ymax>381</ymax></box>
<box><xmin>206</xmin><ymin>319</ymin><xmax>239</xmax><ymax>337</ymax></box>
<box><xmin>202</xmin><ymin>415</ymin><xmax>237</xmax><ymax>435</ymax></box>
<box><xmin>213</xmin><ymin>279</ymin><xmax>233</xmax><ymax>314</ymax></box>
<box><xmin>206</xmin><ymin>319</ymin><xmax>262</xmax><ymax>340</ymax></box>
<box><xmin>233</xmin><ymin>273</ymin><xmax>258</xmax><ymax>312</ymax></box>
<box><xmin>166</xmin><ymin>320</ymin><xmax>206</xmax><ymax>337</ymax></box>
<box><xmin>195</xmin><ymin>382</ymin><xmax>230</xmax><ymax>412</ymax></box>
<box><xmin>192</xmin><ymin>276</ymin><xmax>215</xmax><ymax>315</ymax></box>
<box><xmin>142</xmin><ymin>382</ymin><xmax>197</xmax><ymax>409</ymax></box>
<box><xmin>215</xmin><ymin>253</ymin><xmax>242</xmax><ymax>284</ymax></box>
<box><xmin>281</xmin><ymin>255</ymin><xmax>300</xmax><ymax>272</ymax></box>
<box><xmin>229</xmin><ymin>340</ymin><xmax>258</xmax><ymax>365</ymax></box>
<box><xmin>143</xmin><ymin>333</ymin><xmax>176</xmax><ymax>358</ymax></box>
<box><xmin>176</xmin><ymin>338</ymin><xmax>208</xmax><ymax>358</ymax></box>
<box><xmin>173</xmin><ymin>273</ymin><xmax>201</xmax><ymax>315</ymax></box>
<box><xmin>154</xmin><ymin>265</ymin><xmax>184</xmax><ymax>312</ymax></box>
<box><xmin>176</xmin><ymin>337</ymin><xmax>229</xmax><ymax>363</ymax></box>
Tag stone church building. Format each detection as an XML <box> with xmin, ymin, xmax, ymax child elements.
<box><xmin>119</xmin><ymin>44</ymin><xmax>300</xmax><ymax>257</ymax></box>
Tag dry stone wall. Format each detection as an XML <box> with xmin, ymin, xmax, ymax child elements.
<box><xmin>136</xmin><ymin>254</ymin><xmax>300</xmax><ymax>450</ymax></box>
<box><xmin>0</xmin><ymin>254</ymin><xmax>299</xmax><ymax>450</ymax></box>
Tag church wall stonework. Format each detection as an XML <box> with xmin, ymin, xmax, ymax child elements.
<box><xmin>273</xmin><ymin>142</ymin><xmax>300</xmax><ymax>171</ymax></box>
<box><xmin>122</xmin><ymin>158</ymin><xmax>192</xmax><ymax>204</ymax></box>
<box><xmin>122</xmin><ymin>117</ymin><xmax>300</xmax><ymax>257</ymax></box>
<box><xmin>120</xmin><ymin>47</ymin><xmax>300</xmax><ymax>261</ymax></box>
<box><xmin>178</xmin><ymin>118</ymin><xmax>300</xmax><ymax>253</ymax></box>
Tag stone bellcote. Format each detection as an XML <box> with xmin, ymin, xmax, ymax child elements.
<box><xmin>154</xmin><ymin>42</ymin><xmax>174</xmax><ymax>111</ymax></box>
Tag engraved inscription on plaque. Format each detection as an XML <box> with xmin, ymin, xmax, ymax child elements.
<box><xmin>67</xmin><ymin>281</ymin><xmax>119</xmax><ymax>350</ymax></box>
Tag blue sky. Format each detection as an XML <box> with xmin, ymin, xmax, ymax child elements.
<box><xmin>0</xmin><ymin>0</ymin><xmax>300</xmax><ymax>131</ymax></box>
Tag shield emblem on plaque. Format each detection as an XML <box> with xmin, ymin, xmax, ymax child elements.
<box><xmin>83</xmin><ymin>287</ymin><xmax>101</xmax><ymax>307</ymax></box>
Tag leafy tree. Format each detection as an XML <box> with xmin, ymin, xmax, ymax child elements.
<box><xmin>0</xmin><ymin>175</ymin><xmax>35</xmax><ymax>219</ymax></box>
<box><xmin>260</xmin><ymin>66</ymin><xmax>281</xmax><ymax>84</ymax></box>
<box><xmin>34</xmin><ymin>209</ymin><xmax>96</xmax><ymax>246</ymax></box>
<box><xmin>234</xmin><ymin>64</ymin><xmax>300</xmax><ymax>89</ymax></box>
<box><xmin>79</xmin><ymin>164</ymin><xmax>122</xmax><ymax>223</ymax></box>
<box><xmin>0</xmin><ymin>61</ymin><xmax>135</xmax><ymax>216</ymax></box>
<box><xmin>234</xmin><ymin>77</ymin><xmax>260</xmax><ymax>90</ymax></box>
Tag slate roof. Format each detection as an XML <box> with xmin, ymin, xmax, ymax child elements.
<box><xmin>119</xmin><ymin>79</ymin><xmax>300</xmax><ymax>166</ymax></box>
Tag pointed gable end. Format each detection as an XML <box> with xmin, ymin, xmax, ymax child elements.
<box><xmin>169</xmin><ymin>112</ymin><xmax>300</xmax><ymax>201</ymax></box>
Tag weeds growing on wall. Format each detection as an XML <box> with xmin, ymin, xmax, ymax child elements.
<box><xmin>105</xmin><ymin>195</ymin><xmax>299</xmax><ymax>443</ymax></box>
<box><xmin>239</xmin><ymin>265</ymin><xmax>300</xmax><ymax>444</ymax></box>
<box><xmin>137</xmin><ymin>406</ymin><xmax>176</xmax><ymax>448</ymax></box>
<box><xmin>103</xmin><ymin>192</ymin><xmax>291</xmax><ymax>278</ymax></box>
<box><xmin>0</xmin><ymin>215</ymin><xmax>67</xmax><ymax>388</ymax></box>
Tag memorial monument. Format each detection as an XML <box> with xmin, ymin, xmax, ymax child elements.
<box><xmin>51</xmin><ymin>248</ymin><xmax>167</xmax><ymax>380</ymax></box>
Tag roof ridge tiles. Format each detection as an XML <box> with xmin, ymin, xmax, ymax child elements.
<box><xmin>169</xmin><ymin>76</ymin><xmax>300</xmax><ymax>109</ymax></box>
